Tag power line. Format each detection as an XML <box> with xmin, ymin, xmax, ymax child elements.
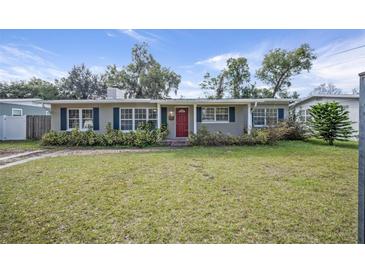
<box><xmin>327</xmin><ymin>44</ymin><xmax>365</xmax><ymax>57</ymax></box>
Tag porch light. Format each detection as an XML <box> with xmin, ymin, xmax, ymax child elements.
<box><xmin>168</xmin><ymin>111</ymin><xmax>175</xmax><ymax>120</ymax></box>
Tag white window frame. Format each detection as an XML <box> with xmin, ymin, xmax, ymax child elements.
<box><xmin>298</xmin><ymin>108</ymin><xmax>310</xmax><ymax>123</ymax></box>
<box><xmin>252</xmin><ymin>108</ymin><xmax>279</xmax><ymax>127</ymax></box>
<box><xmin>201</xmin><ymin>107</ymin><xmax>229</xmax><ymax>123</ymax></box>
<box><xmin>12</xmin><ymin>108</ymin><xmax>23</xmax><ymax>116</ymax></box>
<box><xmin>67</xmin><ymin>108</ymin><xmax>93</xmax><ymax>131</ymax></box>
<box><xmin>120</xmin><ymin>108</ymin><xmax>134</xmax><ymax>131</ymax></box>
<box><xmin>120</xmin><ymin>107</ymin><xmax>157</xmax><ymax>131</ymax></box>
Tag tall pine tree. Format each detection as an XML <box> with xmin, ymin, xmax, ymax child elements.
<box><xmin>308</xmin><ymin>102</ymin><xmax>355</xmax><ymax>145</ymax></box>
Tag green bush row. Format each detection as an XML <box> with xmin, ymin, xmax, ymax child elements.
<box><xmin>188</xmin><ymin>121</ymin><xmax>307</xmax><ymax>146</ymax></box>
<box><xmin>41</xmin><ymin>123</ymin><xmax>168</xmax><ymax>148</ymax></box>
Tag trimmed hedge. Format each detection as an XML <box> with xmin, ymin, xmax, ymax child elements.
<box><xmin>188</xmin><ymin>121</ymin><xmax>307</xmax><ymax>146</ymax></box>
<box><xmin>41</xmin><ymin>123</ymin><xmax>168</xmax><ymax>148</ymax></box>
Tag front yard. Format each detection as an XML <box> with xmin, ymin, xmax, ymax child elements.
<box><xmin>0</xmin><ymin>140</ymin><xmax>358</xmax><ymax>243</ymax></box>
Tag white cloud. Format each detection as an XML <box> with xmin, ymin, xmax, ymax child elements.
<box><xmin>193</xmin><ymin>35</ymin><xmax>365</xmax><ymax>97</ymax></box>
<box><xmin>291</xmin><ymin>34</ymin><xmax>365</xmax><ymax>95</ymax></box>
<box><xmin>174</xmin><ymin>88</ymin><xmax>205</xmax><ymax>98</ymax></box>
<box><xmin>118</xmin><ymin>29</ymin><xmax>155</xmax><ymax>42</ymax></box>
<box><xmin>89</xmin><ymin>65</ymin><xmax>106</xmax><ymax>74</ymax></box>
<box><xmin>106</xmin><ymin>32</ymin><xmax>117</xmax><ymax>38</ymax></box>
<box><xmin>195</xmin><ymin>52</ymin><xmax>242</xmax><ymax>70</ymax></box>
<box><xmin>0</xmin><ymin>44</ymin><xmax>65</xmax><ymax>81</ymax></box>
<box><xmin>181</xmin><ymin>80</ymin><xmax>198</xmax><ymax>88</ymax></box>
<box><xmin>172</xmin><ymin>80</ymin><xmax>204</xmax><ymax>98</ymax></box>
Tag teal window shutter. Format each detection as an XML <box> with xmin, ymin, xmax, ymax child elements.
<box><xmin>93</xmin><ymin>108</ymin><xmax>99</xmax><ymax>130</ymax></box>
<box><xmin>113</xmin><ymin>108</ymin><xmax>119</xmax><ymax>130</ymax></box>
<box><xmin>60</xmin><ymin>108</ymin><xmax>67</xmax><ymax>130</ymax></box>
<box><xmin>278</xmin><ymin>108</ymin><xmax>284</xmax><ymax>120</ymax></box>
<box><xmin>229</xmin><ymin>107</ymin><xmax>235</xmax><ymax>122</ymax></box>
<box><xmin>197</xmin><ymin>107</ymin><xmax>202</xmax><ymax>122</ymax></box>
<box><xmin>161</xmin><ymin>107</ymin><xmax>167</xmax><ymax>126</ymax></box>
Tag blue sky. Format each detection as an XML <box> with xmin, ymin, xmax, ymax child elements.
<box><xmin>1</xmin><ymin>29</ymin><xmax>365</xmax><ymax>98</ymax></box>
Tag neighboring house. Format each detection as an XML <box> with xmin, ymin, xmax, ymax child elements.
<box><xmin>0</xmin><ymin>98</ymin><xmax>50</xmax><ymax>116</ymax></box>
<box><xmin>290</xmin><ymin>94</ymin><xmax>359</xmax><ymax>133</ymax></box>
<box><xmin>43</xmin><ymin>97</ymin><xmax>290</xmax><ymax>139</ymax></box>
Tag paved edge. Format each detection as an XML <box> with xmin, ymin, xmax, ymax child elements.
<box><xmin>0</xmin><ymin>147</ymin><xmax>178</xmax><ymax>170</ymax></box>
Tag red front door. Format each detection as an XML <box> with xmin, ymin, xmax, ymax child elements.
<box><xmin>176</xmin><ymin>108</ymin><xmax>189</xmax><ymax>137</ymax></box>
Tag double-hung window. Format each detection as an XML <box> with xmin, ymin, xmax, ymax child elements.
<box><xmin>120</xmin><ymin>109</ymin><xmax>133</xmax><ymax>131</ymax></box>
<box><xmin>148</xmin><ymin>108</ymin><xmax>157</xmax><ymax>128</ymax></box>
<box><xmin>68</xmin><ymin>108</ymin><xmax>93</xmax><ymax>130</ymax></box>
<box><xmin>120</xmin><ymin>108</ymin><xmax>157</xmax><ymax>131</ymax></box>
<box><xmin>252</xmin><ymin>108</ymin><xmax>278</xmax><ymax>127</ymax></box>
<box><xmin>202</xmin><ymin>107</ymin><xmax>229</xmax><ymax>122</ymax></box>
<box><xmin>134</xmin><ymin>108</ymin><xmax>147</xmax><ymax>129</ymax></box>
<box><xmin>266</xmin><ymin>108</ymin><xmax>278</xmax><ymax>125</ymax></box>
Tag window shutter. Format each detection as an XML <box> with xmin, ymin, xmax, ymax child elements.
<box><xmin>229</xmin><ymin>107</ymin><xmax>235</xmax><ymax>122</ymax></box>
<box><xmin>93</xmin><ymin>107</ymin><xmax>100</xmax><ymax>130</ymax></box>
<box><xmin>197</xmin><ymin>107</ymin><xmax>202</xmax><ymax>122</ymax></box>
<box><xmin>161</xmin><ymin>107</ymin><xmax>167</xmax><ymax>126</ymax></box>
<box><xmin>60</xmin><ymin>108</ymin><xmax>67</xmax><ymax>130</ymax></box>
<box><xmin>113</xmin><ymin>107</ymin><xmax>119</xmax><ymax>130</ymax></box>
<box><xmin>278</xmin><ymin>108</ymin><xmax>284</xmax><ymax>121</ymax></box>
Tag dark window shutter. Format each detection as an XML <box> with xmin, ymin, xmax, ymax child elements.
<box><xmin>60</xmin><ymin>108</ymin><xmax>67</xmax><ymax>130</ymax></box>
<box><xmin>113</xmin><ymin>107</ymin><xmax>119</xmax><ymax>130</ymax></box>
<box><xmin>197</xmin><ymin>107</ymin><xmax>202</xmax><ymax>122</ymax></box>
<box><xmin>93</xmin><ymin>107</ymin><xmax>99</xmax><ymax>130</ymax></box>
<box><xmin>278</xmin><ymin>108</ymin><xmax>284</xmax><ymax>120</ymax></box>
<box><xmin>161</xmin><ymin>107</ymin><xmax>167</xmax><ymax>126</ymax></box>
<box><xmin>229</xmin><ymin>107</ymin><xmax>235</xmax><ymax>122</ymax></box>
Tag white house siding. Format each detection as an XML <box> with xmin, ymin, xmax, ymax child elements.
<box><xmin>292</xmin><ymin>97</ymin><xmax>359</xmax><ymax>133</ymax></box>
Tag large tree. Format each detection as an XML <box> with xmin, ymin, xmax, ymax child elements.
<box><xmin>256</xmin><ymin>44</ymin><xmax>316</xmax><ymax>98</ymax></box>
<box><xmin>56</xmin><ymin>64</ymin><xmax>107</xmax><ymax>99</ymax></box>
<box><xmin>200</xmin><ymin>57</ymin><xmax>250</xmax><ymax>98</ymax></box>
<box><xmin>0</xmin><ymin>78</ymin><xmax>59</xmax><ymax>99</ymax></box>
<box><xmin>310</xmin><ymin>83</ymin><xmax>342</xmax><ymax>95</ymax></box>
<box><xmin>308</xmin><ymin>102</ymin><xmax>355</xmax><ymax>145</ymax></box>
<box><xmin>103</xmin><ymin>43</ymin><xmax>181</xmax><ymax>99</ymax></box>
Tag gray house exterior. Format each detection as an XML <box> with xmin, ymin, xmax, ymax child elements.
<box><xmin>0</xmin><ymin>99</ymin><xmax>50</xmax><ymax>116</ymax></box>
<box><xmin>291</xmin><ymin>94</ymin><xmax>359</xmax><ymax>133</ymax></box>
<box><xmin>44</xmin><ymin>98</ymin><xmax>290</xmax><ymax>139</ymax></box>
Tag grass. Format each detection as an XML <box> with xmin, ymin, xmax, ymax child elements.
<box><xmin>0</xmin><ymin>140</ymin><xmax>358</xmax><ymax>243</ymax></box>
<box><xmin>0</xmin><ymin>140</ymin><xmax>41</xmax><ymax>151</ymax></box>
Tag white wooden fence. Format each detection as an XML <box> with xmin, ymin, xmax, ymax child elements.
<box><xmin>0</xmin><ymin>115</ymin><xmax>27</xmax><ymax>140</ymax></box>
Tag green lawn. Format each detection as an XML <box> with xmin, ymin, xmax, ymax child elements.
<box><xmin>0</xmin><ymin>140</ymin><xmax>41</xmax><ymax>151</ymax></box>
<box><xmin>0</xmin><ymin>140</ymin><xmax>358</xmax><ymax>243</ymax></box>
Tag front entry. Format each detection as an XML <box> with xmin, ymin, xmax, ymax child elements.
<box><xmin>176</xmin><ymin>108</ymin><xmax>189</xmax><ymax>137</ymax></box>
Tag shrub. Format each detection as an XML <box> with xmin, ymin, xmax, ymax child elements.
<box><xmin>188</xmin><ymin>126</ymin><xmax>269</xmax><ymax>146</ymax></box>
<box><xmin>41</xmin><ymin>123</ymin><xmax>169</xmax><ymax>147</ymax></box>
<box><xmin>188</xmin><ymin>122</ymin><xmax>307</xmax><ymax>146</ymax></box>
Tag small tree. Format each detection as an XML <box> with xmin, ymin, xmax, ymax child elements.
<box><xmin>308</xmin><ymin>102</ymin><xmax>355</xmax><ymax>145</ymax></box>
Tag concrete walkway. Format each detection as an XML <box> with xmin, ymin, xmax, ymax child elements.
<box><xmin>0</xmin><ymin>147</ymin><xmax>175</xmax><ymax>170</ymax></box>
